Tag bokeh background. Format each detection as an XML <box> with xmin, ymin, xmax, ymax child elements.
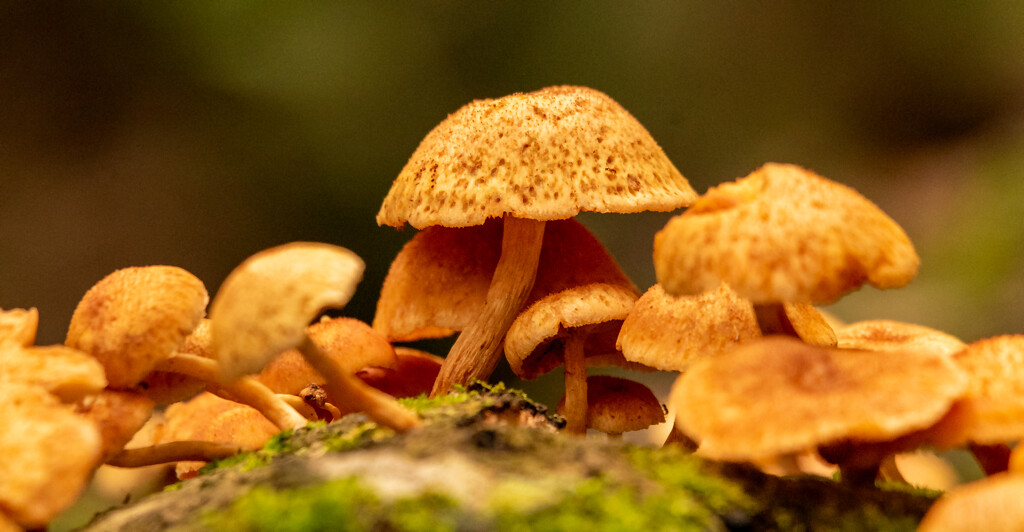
<box><xmin>3</xmin><ymin>4</ymin><xmax>1024</xmax><ymax>520</ymax></box>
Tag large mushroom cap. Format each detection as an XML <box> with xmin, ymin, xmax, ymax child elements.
<box><xmin>917</xmin><ymin>473</ymin><xmax>1024</xmax><ymax>532</ymax></box>
<box><xmin>374</xmin><ymin>218</ymin><xmax>636</xmax><ymax>342</ymax></box>
<box><xmin>65</xmin><ymin>265</ymin><xmax>209</xmax><ymax>389</ymax></box>
<box><xmin>653</xmin><ymin>163</ymin><xmax>920</xmax><ymax>304</ymax></box>
<box><xmin>672</xmin><ymin>336</ymin><xmax>966</xmax><ymax>462</ymax></box>
<box><xmin>505</xmin><ymin>283</ymin><xmax>639</xmax><ymax>380</ymax></box>
<box><xmin>0</xmin><ymin>384</ymin><xmax>102</xmax><ymax>528</ymax></box>
<box><xmin>377</xmin><ymin>85</ymin><xmax>696</xmax><ymax>229</ymax></box>
<box><xmin>210</xmin><ymin>242</ymin><xmax>365</xmax><ymax>381</ymax></box>
<box><xmin>616</xmin><ymin>283</ymin><xmax>760</xmax><ymax>372</ymax></box>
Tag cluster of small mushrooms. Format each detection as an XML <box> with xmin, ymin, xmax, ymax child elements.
<box><xmin>1</xmin><ymin>85</ymin><xmax>1022</xmax><ymax>530</ymax></box>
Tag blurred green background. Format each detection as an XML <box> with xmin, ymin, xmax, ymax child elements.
<box><xmin>4</xmin><ymin>3</ymin><xmax>1024</xmax><ymax>527</ymax></box>
<box><xmin>3</xmin><ymin>3</ymin><xmax>1023</xmax><ymax>359</ymax></box>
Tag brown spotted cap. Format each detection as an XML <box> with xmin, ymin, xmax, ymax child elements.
<box><xmin>672</xmin><ymin>336</ymin><xmax>966</xmax><ymax>462</ymax></box>
<box><xmin>616</xmin><ymin>283</ymin><xmax>760</xmax><ymax>372</ymax></box>
<box><xmin>65</xmin><ymin>266</ymin><xmax>209</xmax><ymax>389</ymax></box>
<box><xmin>836</xmin><ymin>319</ymin><xmax>966</xmax><ymax>359</ymax></box>
<box><xmin>374</xmin><ymin>218</ymin><xmax>636</xmax><ymax>342</ymax></box>
<box><xmin>654</xmin><ymin>163</ymin><xmax>920</xmax><ymax>304</ymax></box>
<box><xmin>377</xmin><ymin>86</ymin><xmax>696</xmax><ymax>229</ymax></box>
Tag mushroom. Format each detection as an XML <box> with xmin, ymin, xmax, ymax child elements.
<box><xmin>377</xmin><ymin>86</ymin><xmax>697</xmax><ymax>396</ymax></box>
<box><xmin>0</xmin><ymin>307</ymin><xmax>38</xmax><ymax>347</ymax></box>
<box><xmin>505</xmin><ymin>282</ymin><xmax>640</xmax><ymax>434</ymax></box>
<box><xmin>0</xmin><ymin>343</ymin><xmax>107</xmax><ymax>402</ymax></box>
<box><xmin>923</xmin><ymin>334</ymin><xmax>1024</xmax><ymax>474</ymax></box>
<box><xmin>210</xmin><ymin>242</ymin><xmax>419</xmax><ymax>432</ymax></box>
<box><xmin>75</xmin><ymin>389</ymin><xmax>156</xmax><ymax>463</ymax></box>
<box><xmin>836</xmin><ymin>319</ymin><xmax>967</xmax><ymax>358</ymax></box>
<box><xmin>671</xmin><ymin>336</ymin><xmax>967</xmax><ymax>485</ymax></box>
<box><xmin>653</xmin><ymin>163</ymin><xmax>919</xmax><ymax>344</ymax></box>
<box><xmin>356</xmin><ymin>347</ymin><xmax>444</xmax><ymax>399</ymax></box>
<box><xmin>917</xmin><ymin>473</ymin><xmax>1024</xmax><ymax>532</ymax></box>
<box><xmin>556</xmin><ymin>375</ymin><xmax>665</xmax><ymax>438</ymax></box>
<box><xmin>0</xmin><ymin>383</ymin><xmax>102</xmax><ymax>529</ymax></box>
<box><xmin>65</xmin><ymin>265</ymin><xmax>308</xmax><ymax>431</ymax></box>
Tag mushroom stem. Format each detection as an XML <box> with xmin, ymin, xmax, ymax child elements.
<box><xmin>154</xmin><ymin>353</ymin><xmax>308</xmax><ymax>431</ymax></box>
<box><xmin>297</xmin><ymin>336</ymin><xmax>420</xmax><ymax>432</ymax></box>
<box><xmin>106</xmin><ymin>441</ymin><xmax>244</xmax><ymax>468</ymax></box>
<box><xmin>562</xmin><ymin>334</ymin><xmax>589</xmax><ymax>435</ymax></box>
<box><xmin>878</xmin><ymin>455</ymin><xmax>908</xmax><ymax>484</ymax></box>
<box><xmin>432</xmin><ymin>216</ymin><xmax>546</xmax><ymax>396</ymax></box>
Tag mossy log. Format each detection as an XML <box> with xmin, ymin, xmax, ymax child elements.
<box><xmin>80</xmin><ymin>384</ymin><xmax>938</xmax><ymax>531</ymax></box>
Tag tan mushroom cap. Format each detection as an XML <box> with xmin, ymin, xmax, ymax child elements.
<box><xmin>0</xmin><ymin>308</ymin><xmax>38</xmax><ymax>347</ymax></box>
<box><xmin>557</xmin><ymin>375</ymin><xmax>665</xmax><ymax>434</ymax></box>
<box><xmin>505</xmin><ymin>283</ymin><xmax>639</xmax><ymax>380</ymax></box>
<box><xmin>0</xmin><ymin>344</ymin><xmax>107</xmax><ymax>402</ymax></box>
<box><xmin>257</xmin><ymin>317</ymin><xmax>398</xmax><ymax>397</ymax></box>
<box><xmin>210</xmin><ymin>242</ymin><xmax>365</xmax><ymax>381</ymax></box>
<box><xmin>836</xmin><ymin>319</ymin><xmax>967</xmax><ymax>359</ymax></box>
<box><xmin>66</xmin><ymin>265</ymin><xmax>209</xmax><ymax>389</ymax></box>
<box><xmin>917</xmin><ymin>473</ymin><xmax>1024</xmax><ymax>532</ymax></box>
<box><xmin>931</xmin><ymin>334</ymin><xmax>1024</xmax><ymax>446</ymax></box>
<box><xmin>75</xmin><ymin>390</ymin><xmax>156</xmax><ymax>463</ymax></box>
<box><xmin>157</xmin><ymin>392</ymin><xmax>278</xmax><ymax>479</ymax></box>
<box><xmin>616</xmin><ymin>283</ymin><xmax>760</xmax><ymax>372</ymax></box>
<box><xmin>673</xmin><ymin>336</ymin><xmax>967</xmax><ymax>462</ymax></box>
<box><xmin>374</xmin><ymin>218</ymin><xmax>636</xmax><ymax>342</ymax></box>
<box><xmin>377</xmin><ymin>85</ymin><xmax>696</xmax><ymax>230</ymax></box>
<box><xmin>138</xmin><ymin>318</ymin><xmax>215</xmax><ymax>405</ymax></box>
<box><xmin>654</xmin><ymin>163</ymin><xmax>920</xmax><ymax>304</ymax></box>
<box><xmin>0</xmin><ymin>384</ymin><xmax>102</xmax><ymax>529</ymax></box>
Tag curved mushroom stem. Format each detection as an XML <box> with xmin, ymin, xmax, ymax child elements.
<box><xmin>562</xmin><ymin>334</ymin><xmax>589</xmax><ymax>435</ymax></box>
<box><xmin>298</xmin><ymin>336</ymin><xmax>420</xmax><ymax>432</ymax></box>
<box><xmin>432</xmin><ymin>216</ymin><xmax>546</xmax><ymax>396</ymax></box>
<box><xmin>107</xmin><ymin>441</ymin><xmax>244</xmax><ymax>468</ymax></box>
<box><xmin>154</xmin><ymin>353</ymin><xmax>308</xmax><ymax>431</ymax></box>
<box><xmin>878</xmin><ymin>455</ymin><xmax>908</xmax><ymax>484</ymax></box>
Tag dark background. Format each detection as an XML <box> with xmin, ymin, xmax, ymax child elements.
<box><xmin>3</xmin><ymin>2</ymin><xmax>1022</xmax><ymax>347</ymax></box>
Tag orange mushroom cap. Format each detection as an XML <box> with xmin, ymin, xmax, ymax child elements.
<box><xmin>0</xmin><ymin>343</ymin><xmax>106</xmax><ymax>402</ymax></box>
<box><xmin>557</xmin><ymin>375</ymin><xmax>665</xmax><ymax>435</ymax></box>
<box><xmin>836</xmin><ymin>319</ymin><xmax>966</xmax><ymax>359</ymax></box>
<box><xmin>0</xmin><ymin>308</ymin><xmax>38</xmax><ymax>348</ymax></box>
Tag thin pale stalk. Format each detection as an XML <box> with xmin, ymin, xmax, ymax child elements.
<box><xmin>107</xmin><ymin>441</ymin><xmax>243</xmax><ymax>468</ymax></box>
<box><xmin>562</xmin><ymin>334</ymin><xmax>589</xmax><ymax>435</ymax></box>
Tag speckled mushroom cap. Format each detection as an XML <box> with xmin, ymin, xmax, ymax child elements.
<box><xmin>0</xmin><ymin>308</ymin><xmax>38</xmax><ymax>347</ymax></box>
<box><xmin>653</xmin><ymin>163</ymin><xmax>920</xmax><ymax>304</ymax></box>
<box><xmin>257</xmin><ymin>317</ymin><xmax>397</xmax><ymax>396</ymax></box>
<box><xmin>672</xmin><ymin>336</ymin><xmax>967</xmax><ymax>462</ymax></box>
<box><xmin>377</xmin><ymin>86</ymin><xmax>696</xmax><ymax>229</ymax></box>
<box><xmin>616</xmin><ymin>283</ymin><xmax>760</xmax><ymax>372</ymax></box>
<box><xmin>0</xmin><ymin>384</ymin><xmax>102</xmax><ymax>529</ymax></box>
<box><xmin>836</xmin><ymin>320</ymin><xmax>966</xmax><ymax>359</ymax></box>
<box><xmin>66</xmin><ymin>266</ymin><xmax>209</xmax><ymax>389</ymax></box>
<box><xmin>935</xmin><ymin>334</ymin><xmax>1024</xmax><ymax>445</ymax></box>
<box><xmin>0</xmin><ymin>344</ymin><xmax>107</xmax><ymax>402</ymax></box>
<box><xmin>556</xmin><ymin>375</ymin><xmax>666</xmax><ymax>434</ymax></box>
<box><xmin>918</xmin><ymin>473</ymin><xmax>1024</xmax><ymax>532</ymax></box>
<box><xmin>210</xmin><ymin>242</ymin><xmax>365</xmax><ymax>381</ymax></box>
<box><xmin>374</xmin><ymin>218</ymin><xmax>636</xmax><ymax>342</ymax></box>
<box><xmin>505</xmin><ymin>282</ymin><xmax>639</xmax><ymax>380</ymax></box>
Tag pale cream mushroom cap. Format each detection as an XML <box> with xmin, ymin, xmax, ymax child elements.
<box><xmin>917</xmin><ymin>473</ymin><xmax>1024</xmax><ymax>532</ymax></box>
<box><xmin>257</xmin><ymin>317</ymin><xmax>397</xmax><ymax>396</ymax></box>
<box><xmin>377</xmin><ymin>85</ymin><xmax>696</xmax><ymax>229</ymax></box>
<box><xmin>557</xmin><ymin>375</ymin><xmax>665</xmax><ymax>434</ymax></box>
<box><xmin>0</xmin><ymin>344</ymin><xmax>106</xmax><ymax>402</ymax></box>
<box><xmin>66</xmin><ymin>266</ymin><xmax>209</xmax><ymax>389</ymax></box>
<box><xmin>505</xmin><ymin>283</ymin><xmax>639</xmax><ymax>380</ymax></box>
<box><xmin>654</xmin><ymin>163</ymin><xmax>920</xmax><ymax>304</ymax></box>
<box><xmin>836</xmin><ymin>319</ymin><xmax>966</xmax><ymax>359</ymax></box>
<box><xmin>210</xmin><ymin>242</ymin><xmax>365</xmax><ymax>381</ymax></box>
<box><xmin>0</xmin><ymin>308</ymin><xmax>38</xmax><ymax>347</ymax></box>
<box><xmin>616</xmin><ymin>283</ymin><xmax>760</xmax><ymax>372</ymax></box>
<box><xmin>0</xmin><ymin>384</ymin><xmax>102</xmax><ymax>529</ymax></box>
<box><xmin>374</xmin><ymin>218</ymin><xmax>636</xmax><ymax>342</ymax></box>
<box><xmin>673</xmin><ymin>336</ymin><xmax>967</xmax><ymax>462</ymax></box>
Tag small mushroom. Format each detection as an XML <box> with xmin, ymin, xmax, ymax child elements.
<box><xmin>0</xmin><ymin>307</ymin><xmax>38</xmax><ymax>347</ymax></box>
<box><xmin>917</xmin><ymin>473</ymin><xmax>1024</xmax><ymax>532</ymax></box>
<box><xmin>671</xmin><ymin>336</ymin><xmax>966</xmax><ymax>485</ymax></box>
<box><xmin>66</xmin><ymin>266</ymin><xmax>307</xmax><ymax>431</ymax></box>
<box><xmin>0</xmin><ymin>343</ymin><xmax>107</xmax><ymax>402</ymax></box>
<box><xmin>556</xmin><ymin>375</ymin><xmax>665</xmax><ymax>438</ymax></box>
<box><xmin>505</xmin><ymin>282</ymin><xmax>640</xmax><ymax>434</ymax></box>
<box><xmin>836</xmin><ymin>319</ymin><xmax>967</xmax><ymax>358</ymax></box>
<box><xmin>654</xmin><ymin>163</ymin><xmax>918</xmax><ymax>344</ymax></box>
<box><xmin>210</xmin><ymin>242</ymin><xmax>419</xmax><ymax>432</ymax></box>
<box><xmin>377</xmin><ymin>86</ymin><xmax>697</xmax><ymax>396</ymax></box>
<box><xmin>0</xmin><ymin>383</ymin><xmax>102</xmax><ymax>529</ymax></box>
<box><xmin>356</xmin><ymin>347</ymin><xmax>444</xmax><ymax>399</ymax></box>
